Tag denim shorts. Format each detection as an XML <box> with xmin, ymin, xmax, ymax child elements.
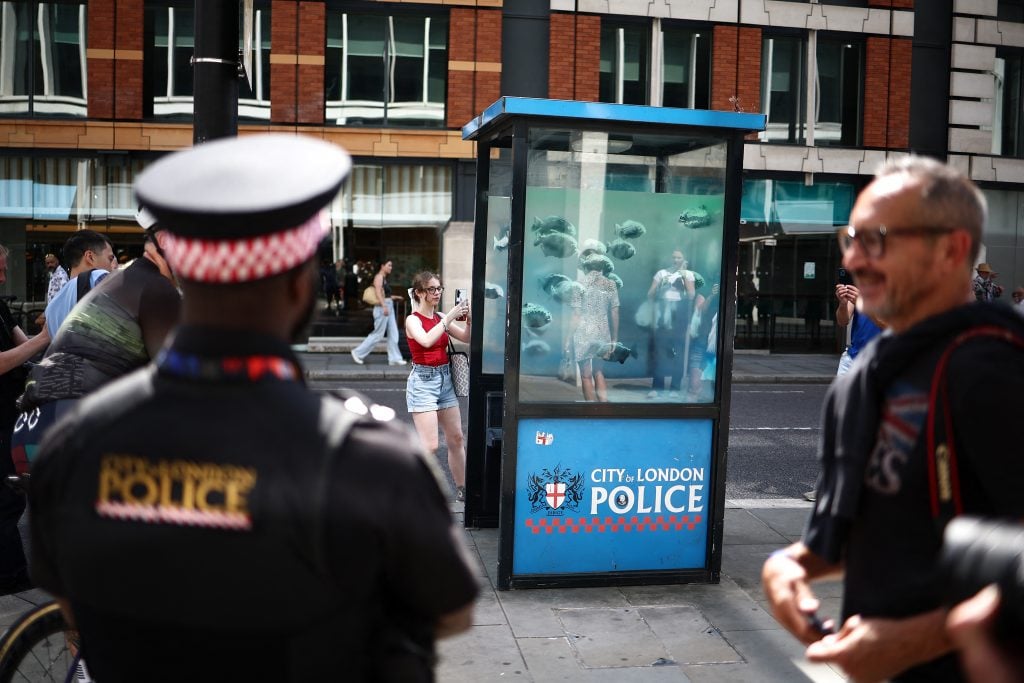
<box><xmin>406</xmin><ymin>363</ymin><xmax>459</xmax><ymax>413</ymax></box>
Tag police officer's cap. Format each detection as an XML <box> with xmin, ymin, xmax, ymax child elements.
<box><xmin>134</xmin><ymin>134</ymin><xmax>351</xmax><ymax>283</ymax></box>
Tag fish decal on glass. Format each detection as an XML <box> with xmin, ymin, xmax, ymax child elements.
<box><xmin>615</xmin><ymin>220</ymin><xmax>646</xmax><ymax>239</ymax></box>
<box><xmin>534</xmin><ymin>231</ymin><xmax>578</xmax><ymax>258</ymax></box>
<box><xmin>531</xmin><ymin>215</ymin><xmax>577</xmax><ymax>238</ymax></box>
<box><xmin>606</xmin><ymin>238</ymin><xmax>636</xmax><ymax>261</ymax></box>
<box><xmin>492</xmin><ymin>222</ymin><xmax>511</xmax><ymax>251</ymax></box>
<box><xmin>523</xmin><ymin>303</ymin><xmax>553</xmax><ymax>332</ymax></box>
<box><xmin>580</xmin><ymin>252</ymin><xmax>614</xmax><ymax>275</ymax></box>
<box><xmin>550</xmin><ymin>280</ymin><xmax>585</xmax><ymax>304</ymax></box>
<box><xmin>539</xmin><ymin>272</ymin><xmax>572</xmax><ymax>296</ymax></box>
<box><xmin>678</xmin><ymin>205</ymin><xmax>713</xmax><ymax>229</ymax></box>
<box><xmin>484</xmin><ymin>282</ymin><xmax>505</xmax><ymax>299</ymax></box>
<box><xmin>522</xmin><ymin>339</ymin><xmax>551</xmax><ymax>356</ymax></box>
<box><xmin>607</xmin><ymin>273</ymin><xmax>624</xmax><ymax>289</ymax></box>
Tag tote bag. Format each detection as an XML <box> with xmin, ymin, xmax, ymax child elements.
<box><xmin>447</xmin><ymin>338</ymin><xmax>469</xmax><ymax>397</ymax></box>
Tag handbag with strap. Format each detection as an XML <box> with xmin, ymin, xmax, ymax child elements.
<box><xmin>446</xmin><ymin>336</ymin><xmax>469</xmax><ymax>398</ymax></box>
<box><xmin>362</xmin><ymin>286</ymin><xmax>380</xmax><ymax>306</ymax></box>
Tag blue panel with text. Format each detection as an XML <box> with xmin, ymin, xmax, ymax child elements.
<box><xmin>513</xmin><ymin>418</ymin><xmax>713</xmax><ymax>575</ymax></box>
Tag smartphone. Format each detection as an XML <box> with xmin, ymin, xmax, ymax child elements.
<box><xmin>455</xmin><ymin>288</ymin><xmax>468</xmax><ymax>321</ymax></box>
<box><xmin>837</xmin><ymin>267</ymin><xmax>853</xmax><ymax>286</ymax></box>
<box><xmin>805</xmin><ymin>611</ymin><xmax>835</xmax><ymax>636</ymax></box>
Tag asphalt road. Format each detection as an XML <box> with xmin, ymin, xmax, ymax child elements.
<box><xmin>310</xmin><ymin>380</ymin><xmax>828</xmax><ymax>501</ymax></box>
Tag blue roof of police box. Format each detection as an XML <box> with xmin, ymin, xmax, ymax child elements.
<box><xmin>462</xmin><ymin>97</ymin><xmax>766</xmax><ymax>140</ymax></box>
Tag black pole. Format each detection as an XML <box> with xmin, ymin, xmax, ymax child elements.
<box><xmin>908</xmin><ymin>1</ymin><xmax>952</xmax><ymax>160</ymax></box>
<box><xmin>501</xmin><ymin>0</ymin><xmax>549</xmax><ymax>97</ymax></box>
<box><xmin>193</xmin><ymin>0</ymin><xmax>238</xmax><ymax>144</ymax></box>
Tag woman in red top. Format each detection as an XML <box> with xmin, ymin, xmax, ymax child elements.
<box><xmin>404</xmin><ymin>271</ymin><xmax>471</xmax><ymax>501</ymax></box>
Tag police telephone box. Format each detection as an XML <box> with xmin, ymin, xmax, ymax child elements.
<box><xmin>462</xmin><ymin>98</ymin><xmax>764</xmax><ymax>589</ymax></box>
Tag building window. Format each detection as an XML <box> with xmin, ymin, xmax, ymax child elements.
<box><xmin>325</xmin><ymin>12</ymin><xmax>448</xmax><ymax>127</ymax></box>
<box><xmin>238</xmin><ymin>2</ymin><xmax>270</xmax><ymax>120</ymax></box>
<box><xmin>600</xmin><ymin>19</ymin><xmax>710</xmax><ymax>108</ymax></box>
<box><xmin>145</xmin><ymin>2</ymin><xmax>270</xmax><ymax>120</ymax></box>
<box><xmin>999</xmin><ymin>0</ymin><xmax>1024</xmax><ymax>22</ymax></box>
<box><xmin>994</xmin><ymin>49</ymin><xmax>1024</xmax><ymax>158</ymax></box>
<box><xmin>600</xmin><ymin>21</ymin><xmax>648</xmax><ymax>104</ymax></box>
<box><xmin>661</xmin><ymin>25</ymin><xmax>710</xmax><ymax>109</ymax></box>
<box><xmin>0</xmin><ymin>1</ymin><xmax>87</xmax><ymax>117</ymax></box>
<box><xmin>760</xmin><ymin>34</ymin><xmax>863</xmax><ymax>146</ymax></box>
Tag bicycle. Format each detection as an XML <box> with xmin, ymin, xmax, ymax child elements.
<box><xmin>0</xmin><ymin>599</ymin><xmax>80</xmax><ymax>683</ymax></box>
<box><xmin>0</xmin><ymin>475</ymin><xmax>87</xmax><ymax>683</ymax></box>
<box><xmin>0</xmin><ymin>296</ymin><xmax>46</xmax><ymax>337</ymax></box>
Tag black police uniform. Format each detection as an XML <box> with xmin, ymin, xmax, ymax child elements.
<box><xmin>30</xmin><ymin>327</ymin><xmax>478</xmax><ymax>681</ymax></box>
<box><xmin>0</xmin><ymin>298</ymin><xmax>29</xmax><ymax>590</ymax></box>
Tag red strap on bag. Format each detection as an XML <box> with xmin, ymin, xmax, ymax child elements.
<box><xmin>926</xmin><ymin>325</ymin><xmax>1024</xmax><ymax>526</ymax></box>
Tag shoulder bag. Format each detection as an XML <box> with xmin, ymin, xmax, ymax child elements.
<box><xmin>446</xmin><ymin>334</ymin><xmax>469</xmax><ymax>398</ymax></box>
<box><xmin>362</xmin><ymin>286</ymin><xmax>380</xmax><ymax>306</ymax></box>
<box><xmin>927</xmin><ymin>325</ymin><xmax>1024</xmax><ymax>529</ymax></box>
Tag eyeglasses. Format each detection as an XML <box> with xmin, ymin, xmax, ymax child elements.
<box><xmin>837</xmin><ymin>224</ymin><xmax>958</xmax><ymax>259</ymax></box>
<box><xmin>423</xmin><ymin>286</ymin><xmax>444</xmax><ymax>294</ymax></box>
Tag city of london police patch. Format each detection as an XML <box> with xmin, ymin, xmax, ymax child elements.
<box><xmin>527</xmin><ymin>464</ymin><xmax>584</xmax><ymax>515</ymax></box>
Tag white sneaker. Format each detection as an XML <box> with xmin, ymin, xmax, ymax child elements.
<box><xmin>389</xmin><ymin>359</ymin><xmax>407</xmax><ymax>366</ymax></box>
<box><xmin>646</xmin><ymin>390</ymin><xmax>659</xmax><ymax>399</ymax></box>
<box><xmin>350</xmin><ymin>350</ymin><xmax>364</xmax><ymax>365</ymax></box>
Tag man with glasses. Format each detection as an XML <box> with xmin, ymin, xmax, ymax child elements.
<box><xmin>763</xmin><ymin>157</ymin><xmax>1024</xmax><ymax>683</ymax></box>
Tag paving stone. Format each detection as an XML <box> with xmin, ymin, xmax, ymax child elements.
<box><xmin>620</xmin><ymin>577</ymin><xmax>748</xmax><ymax>608</ymax></box>
<box><xmin>437</xmin><ymin>623</ymin><xmax>528</xmax><ymax>682</ymax></box>
<box><xmin>723</xmin><ymin>508</ymin><xmax>790</xmax><ymax>545</ymax></box>
<box><xmin>721</xmin><ymin>542</ymin><xmax>786</xmax><ymax>593</ymax></box>
<box><xmin>679</xmin><ymin>586</ymin><xmax>781</xmax><ymax>632</ymax></box>
<box><xmin>746</xmin><ymin>507</ymin><xmax>813</xmax><ymax>539</ymax></box>
<box><xmin>499</xmin><ymin>586</ymin><xmax>633</xmax><ymax>638</ymax></box>
<box><xmin>556</xmin><ymin>607</ymin><xmax>670</xmax><ymax>669</ymax></box>
<box><xmin>684</xmin><ymin>627</ymin><xmax>845</xmax><ymax>683</ymax></box>
<box><xmin>472</xmin><ymin>582</ymin><xmax>508</xmax><ymax>627</ymax></box>
<box><xmin>639</xmin><ymin>605</ymin><xmax>742</xmax><ymax>665</ymax></box>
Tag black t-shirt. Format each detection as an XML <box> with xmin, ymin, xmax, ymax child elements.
<box><xmin>0</xmin><ymin>299</ymin><xmax>25</xmax><ymax>429</ymax></box>
<box><xmin>29</xmin><ymin>328</ymin><xmax>477</xmax><ymax>682</ymax></box>
<box><xmin>808</xmin><ymin>309</ymin><xmax>1024</xmax><ymax>683</ymax></box>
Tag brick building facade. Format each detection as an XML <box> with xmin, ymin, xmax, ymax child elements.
<box><xmin>2</xmin><ymin>0</ymin><xmax>1023</xmax><ymax>349</ymax></box>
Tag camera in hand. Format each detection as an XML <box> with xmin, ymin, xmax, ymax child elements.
<box><xmin>941</xmin><ymin>516</ymin><xmax>1024</xmax><ymax>645</ymax></box>
<box><xmin>837</xmin><ymin>267</ymin><xmax>853</xmax><ymax>286</ymax></box>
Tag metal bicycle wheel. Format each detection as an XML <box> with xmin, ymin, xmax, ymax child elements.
<box><xmin>0</xmin><ymin>601</ymin><xmax>75</xmax><ymax>683</ymax></box>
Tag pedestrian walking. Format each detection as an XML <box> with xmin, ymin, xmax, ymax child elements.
<box><xmin>404</xmin><ymin>271</ymin><xmax>470</xmax><ymax>502</ymax></box>
<box><xmin>350</xmin><ymin>259</ymin><xmax>407</xmax><ymax>365</ymax></box>
<box><xmin>762</xmin><ymin>156</ymin><xmax>1024</xmax><ymax>683</ymax></box>
<box><xmin>28</xmin><ymin>134</ymin><xmax>478</xmax><ymax>682</ymax></box>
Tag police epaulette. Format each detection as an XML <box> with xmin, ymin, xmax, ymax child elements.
<box><xmin>326</xmin><ymin>388</ymin><xmax>396</xmax><ymax>422</ymax></box>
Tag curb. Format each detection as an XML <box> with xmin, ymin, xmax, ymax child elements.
<box><xmin>304</xmin><ymin>370</ymin><xmax>836</xmax><ymax>384</ymax></box>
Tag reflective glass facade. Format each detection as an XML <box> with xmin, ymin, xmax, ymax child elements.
<box><xmin>0</xmin><ymin>1</ymin><xmax>87</xmax><ymax>117</ymax></box>
<box><xmin>325</xmin><ymin>11</ymin><xmax>448</xmax><ymax>127</ymax></box>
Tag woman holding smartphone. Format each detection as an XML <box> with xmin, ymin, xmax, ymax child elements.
<box><xmin>404</xmin><ymin>272</ymin><xmax>471</xmax><ymax>501</ymax></box>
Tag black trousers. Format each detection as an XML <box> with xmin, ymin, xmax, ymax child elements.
<box><xmin>0</xmin><ymin>421</ymin><xmax>27</xmax><ymax>587</ymax></box>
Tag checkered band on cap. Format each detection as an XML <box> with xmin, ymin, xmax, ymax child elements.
<box><xmin>162</xmin><ymin>212</ymin><xmax>327</xmax><ymax>283</ymax></box>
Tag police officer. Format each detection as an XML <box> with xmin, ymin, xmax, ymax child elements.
<box><xmin>29</xmin><ymin>134</ymin><xmax>478</xmax><ymax>682</ymax></box>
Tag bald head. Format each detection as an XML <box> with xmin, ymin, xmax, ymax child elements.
<box><xmin>874</xmin><ymin>157</ymin><xmax>987</xmax><ymax>264</ymax></box>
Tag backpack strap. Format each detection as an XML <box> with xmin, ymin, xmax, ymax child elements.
<box><xmin>927</xmin><ymin>325</ymin><xmax>1024</xmax><ymax>527</ymax></box>
<box><xmin>309</xmin><ymin>390</ymin><xmax>366</xmax><ymax>577</ymax></box>
<box><xmin>76</xmin><ymin>268</ymin><xmax>97</xmax><ymax>301</ymax></box>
